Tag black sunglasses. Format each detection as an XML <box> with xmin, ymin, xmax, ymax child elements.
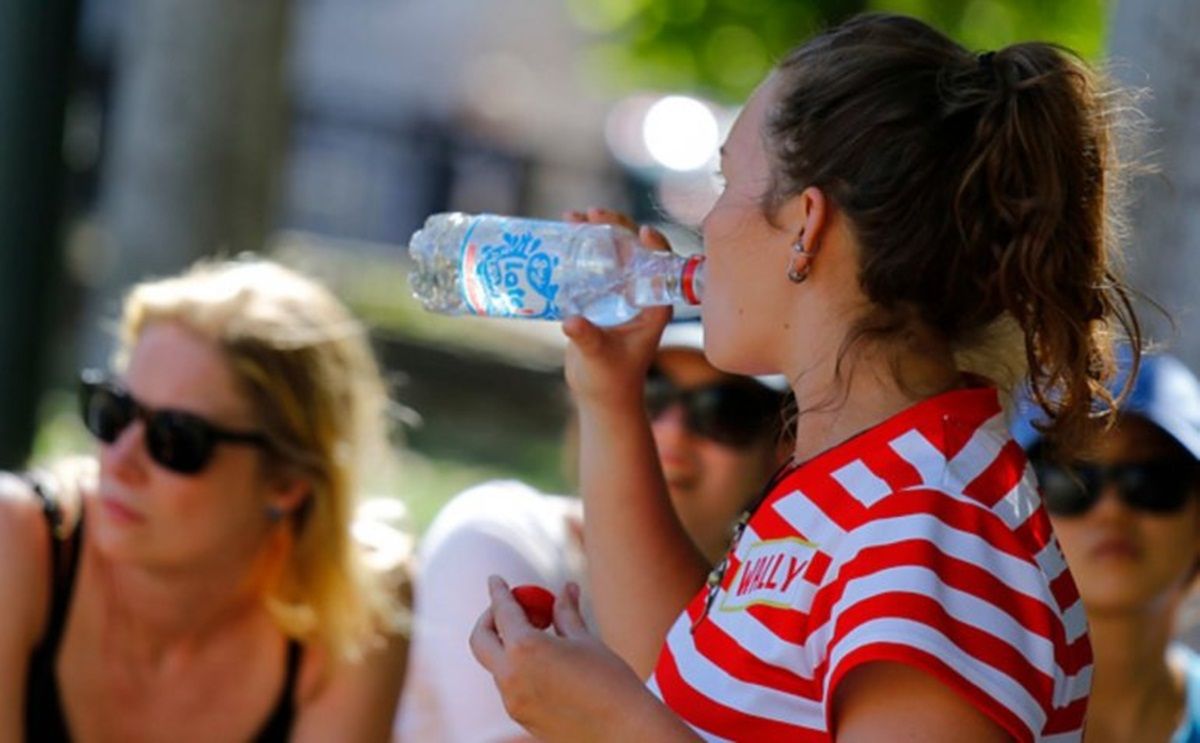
<box><xmin>79</xmin><ymin>369</ymin><xmax>269</xmax><ymax>475</ymax></box>
<box><xmin>1034</xmin><ymin>458</ymin><xmax>1197</xmax><ymax>517</ymax></box>
<box><xmin>644</xmin><ymin>371</ymin><xmax>782</xmax><ymax>447</ymax></box>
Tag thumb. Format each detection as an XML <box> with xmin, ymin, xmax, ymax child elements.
<box><xmin>552</xmin><ymin>582</ymin><xmax>589</xmax><ymax>639</ymax></box>
<box><xmin>562</xmin><ymin>316</ymin><xmax>604</xmax><ymax>355</ymax></box>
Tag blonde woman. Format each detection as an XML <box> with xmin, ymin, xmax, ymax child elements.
<box><xmin>0</xmin><ymin>259</ymin><xmax>410</xmax><ymax>741</ymax></box>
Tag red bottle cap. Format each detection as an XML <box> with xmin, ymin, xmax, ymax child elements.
<box><xmin>681</xmin><ymin>255</ymin><xmax>704</xmax><ymax>306</ymax></box>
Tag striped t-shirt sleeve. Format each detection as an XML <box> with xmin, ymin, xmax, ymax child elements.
<box><xmin>816</xmin><ymin>487</ymin><xmax>1084</xmax><ymax>742</ymax></box>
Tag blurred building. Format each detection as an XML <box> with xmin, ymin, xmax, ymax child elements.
<box><xmin>282</xmin><ymin>0</ymin><xmax>631</xmax><ymax>248</ymax></box>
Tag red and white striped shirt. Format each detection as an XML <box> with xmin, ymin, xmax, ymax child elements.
<box><xmin>649</xmin><ymin>386</ymin><xmax>1091</xmax><ymax>742</ymax></box>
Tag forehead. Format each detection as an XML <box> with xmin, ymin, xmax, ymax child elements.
<box><xmin>722</xmin><ymin>75</ymin><xmax>779</xmax><ymax>163</ymax></box>
<box><xmin>124</xmin><ymin>322</ymin><xmax>248</xmax><ymax>419</ymax></box>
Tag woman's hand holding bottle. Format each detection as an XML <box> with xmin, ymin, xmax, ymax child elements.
<box><xmin>560</xmin><ymin>208</ymin><xmax>674</xmax><ymax>413</ymax></box>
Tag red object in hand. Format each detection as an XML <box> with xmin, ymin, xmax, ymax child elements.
<box><xmin>511</xmin><ymin>584</ymin><xmax>556</xmax><ymax>629</ymax></box>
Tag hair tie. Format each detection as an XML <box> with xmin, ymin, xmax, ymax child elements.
<box><xmin>976</xmin><ymin>51</ymin><xmax>999</xmax><ymax>88</ymax></box>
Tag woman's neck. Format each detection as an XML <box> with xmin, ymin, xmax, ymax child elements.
<box><xmin>93</xmin><ymin>532</ymin><xmax>286</xmax><ymax>662</ymax></box>
<box><xmin>785</xmin><ymin>333</ymin><xmax>962</xmax><ymax>465</ymax></box>
<box><xmin>1083</xmin><ymin>607</ymin><xmax>1184</xmax><ymax>743</ymax></box>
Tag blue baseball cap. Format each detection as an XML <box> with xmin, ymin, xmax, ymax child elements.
<box><xmin>1011</xmin><ymin>349</ymin><xmax>1200</xmax><ymax>461</ymax></box>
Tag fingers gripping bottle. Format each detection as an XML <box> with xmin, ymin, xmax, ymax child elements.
<box><xmin>407</xmin><ymin>213</ymin><xmax>705</xmax><ymax>326</ymax></box>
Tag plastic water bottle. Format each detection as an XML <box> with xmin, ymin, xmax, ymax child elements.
<box><xmin>407</xmin><ymin>212</ymin><xmax>704</xmax><ymax>326</ymax></box>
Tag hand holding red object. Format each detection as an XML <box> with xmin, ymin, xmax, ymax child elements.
<box><xmin>511</xmin><ymin>585</ymin><xmax>556</xmax><ymax>629</ymax></box>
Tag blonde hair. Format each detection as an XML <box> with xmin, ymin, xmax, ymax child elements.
<box><xmin>118</xmin><ymin>257</ymin><xmax>401</xmax><ymax>661</ymax></box>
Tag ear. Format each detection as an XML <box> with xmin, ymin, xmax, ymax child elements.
<box><xmin>265</xmin><ymin>470</ymin><xmax>312</xmax><ymax>517</ymax></box>
<box><xmin>777</xmin><ymin>186</ymin><xmax>828</xmax><ymax>252</ymax></box>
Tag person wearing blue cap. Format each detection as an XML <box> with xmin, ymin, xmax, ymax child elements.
<box><xmin>1015</xmin><ymin>353</ymin><xmax>1200</xmax><ymax>743</ymax></box>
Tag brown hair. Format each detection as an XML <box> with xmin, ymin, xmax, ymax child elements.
<box><xmin>761</xmin><ymin>13</ymin><xmax>1141</xmax><ymax>455</ymax></box>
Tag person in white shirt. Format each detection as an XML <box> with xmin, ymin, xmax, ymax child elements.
<box><xmin>395</xmin><ymin>320</ymin><xmax>791</xmax><ymax>742</ymax></box>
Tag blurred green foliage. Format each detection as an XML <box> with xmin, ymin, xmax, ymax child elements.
<box><xmin>569</xmin><ymin>0</ymin><xmax>1107</xmax><ymax>102</ymax></box>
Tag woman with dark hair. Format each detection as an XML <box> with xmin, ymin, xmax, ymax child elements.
<box><xmin>471</xmin><ymin>13</ymin><xmax>1141</xmax><ymax>742</ymax></box>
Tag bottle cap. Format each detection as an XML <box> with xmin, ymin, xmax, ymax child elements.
<box><xmin>682</xmin><ymin>255</ymin><xmax>704</xmax><ymax>305</ymax></box>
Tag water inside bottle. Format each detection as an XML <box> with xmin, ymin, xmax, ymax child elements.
<box><xmin>580</xmin><ymin>294</ymin><xmax>640</xmax><ymax>326</ymax></box>
<box><xmin>408</xmin><ymin>213</ymin><xmax>701</xmax><ymax>326</ymax></box>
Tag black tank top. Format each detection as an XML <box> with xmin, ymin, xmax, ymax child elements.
<box><xmin>22</xmin><ymin>479</ymin><xmax>303</xmax><ymax>742</ymax></box>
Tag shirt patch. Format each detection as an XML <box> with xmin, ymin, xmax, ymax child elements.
<box><xmin>720</xmin><ymin>537</ymin><xmax>820</xmax><ymax>612</ymax></box>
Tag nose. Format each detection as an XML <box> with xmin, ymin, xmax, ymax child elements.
<box><xmin>100</xmin><ymin>418</ymin><xmax>149</xmax><ymax>483</ymax></box>
<box><xmin>1089</xmin><ymin>481</ymin><xmax>1130</xmax><ymax>520</ymax></box>
<box><xmin>651</xmin><ymin>403</ymin><xmax>693</xmax><ymax>447</ymax></box>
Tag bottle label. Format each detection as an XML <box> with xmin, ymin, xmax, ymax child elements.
<box><xmin>459</xmin><ymin>217</ymin><xmax>562</xmax><ymax>319</ymax></box>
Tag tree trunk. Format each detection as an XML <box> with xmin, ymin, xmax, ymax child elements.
<box><xmin>1108</xmin><ymin>0</ymin><xmax>1200</xmax><ymax>368</ymax></box>
<box><xmin>80</xmin><ymin>0</ymin><xmax>291</xmax><ymax>366</ymax></box>
<box><xmin>0</xmin><ymin>0</ymin><xmax>80</xmax><ymax>467</ymax></box>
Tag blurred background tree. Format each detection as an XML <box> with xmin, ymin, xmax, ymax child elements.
<box><xmin>1108</xmin><ymin>0</ymin><xmax>1200</xmax><ymax>369</ymax></box>
<box><xmin>9</xmin><ymin>0</ymin><xmax>1198</xmax><ymax>529</ymax></box>
<box><xmin>0</xmin><ymin>1</ymin><xmax>80</xmax><ymax>468</ymax></box>
<box><xmin>568</xmin><ymin>0</ymin><xmax>1106</xmax><ymax>103</ymax></box>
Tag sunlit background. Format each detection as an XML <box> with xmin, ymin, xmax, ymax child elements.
<box><xmin>2</xmin><ymin>0</ymin><xmax>1196</xmax><ymax>530</ymax></box>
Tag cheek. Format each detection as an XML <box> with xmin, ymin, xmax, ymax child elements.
<box><xmin>703</xmin><ymin>196</ymin><xmax>756</xmax><ymax>259</ymax></box>
<box><xmin>1047</xmin><ymin>518</ymin><xmax>1095</xmax><ymax>578</ymax></box>
<box><xmin>157</xmin><ymin>466</ymin><xmax>264</xmax><ymax>536</ymax></box>
<box><xmin>1143</xmin><ymin>516</ymin><xmax>1200</xmax><ymax>576</ymax></box>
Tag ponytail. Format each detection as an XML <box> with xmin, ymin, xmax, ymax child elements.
<box><xmin>764</xmin><ymin>14</ymin><xmax>1142</xmax><ymax>455</ymax></box>
<box><xmin>952</xmin><ymin>43</ymin><xmax>1141</xmax><ymax>454</ymax></box>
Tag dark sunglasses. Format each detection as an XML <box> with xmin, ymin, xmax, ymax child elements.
<box><xmin>1034</xmin><ymin>458</ymin><xmax>1197</xmax><ymax>517</ymax></box>
<box><xmin>644</xmin><ymin>371</ymin><xmax>782</xmax><ymax>447</ymax></box>
<box><xmin>79</xmin><ymin>369</ymin><xmax>269</xmax><ymax>475</ymax></box>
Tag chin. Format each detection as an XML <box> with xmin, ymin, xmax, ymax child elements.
<box><xmin>700</xmin><ymin>315</ymin><xmax>770</xmax><ymax>376</ymax></box>
<box><xmin>1081</xmin><ymin>586</ymin><xmax>1165</xmax><ymax>617</ymax></box>
<box><xmin>700</xmin><ymin>330</ymin><xmax>745</xmax><ymax>375</ymax></box>
<box><xmin>90</xmin><ymin>519</ymin><xmax>144</xmax><ymax>562</ymax></box>
<box><xmin>709</xmin><ymin>343</ymin><xmax>769</xmax><ymax>378</ymax></box>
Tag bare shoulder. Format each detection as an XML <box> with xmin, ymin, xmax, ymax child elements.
<box><xmin>0</xmin><ymin>471</ymin><xmax>53</xmax><ymax>655</ymax></box>
<box><xmin>0</xmin><ymin>458</ymin><xmax>97</xmax><ymax>647</ymax></box>
<box><xmin>0</xmin><ymin>470</ymin><xmax>52</xmax><ymax>564</ymax></box>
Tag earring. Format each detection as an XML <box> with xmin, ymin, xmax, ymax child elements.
<box><xmin>265</xmin><ymin>504</ymin><xmax>286</xmax><ymax>523</ymax></box>
<box><xmin>787</xmin><ymin>240</ymin><xmax>815</xmax><ymax>284</ymax></box>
